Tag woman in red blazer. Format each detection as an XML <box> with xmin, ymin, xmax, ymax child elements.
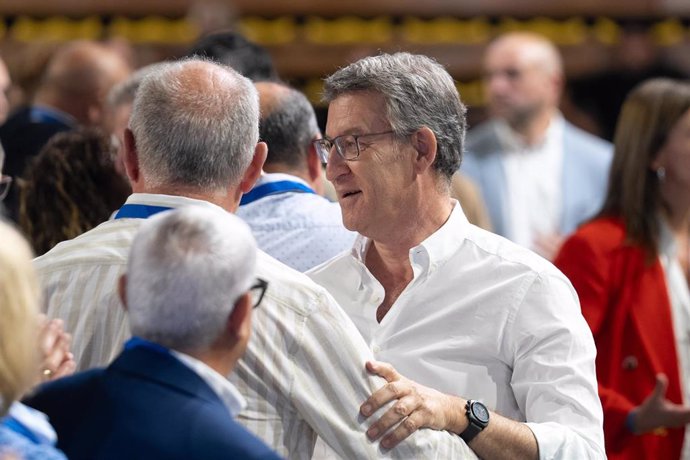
<box><xmin>555</xmin><ymin>78</ymin><xmax>690</xmax><ymax>460</ymax></box>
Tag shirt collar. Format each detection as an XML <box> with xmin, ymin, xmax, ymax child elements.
<box><xmin>351</xmin><ymin>200</ymin><xmax>469</xmax><ymax>277</ymax></box>
<box><xmin>255</xmin><ymin>172</ymin><xmax>311</xmax><ymax>188</ymax></box>
<box><xmin>170</xmin><ymin>350</ymin><xmax>247</xmax><ymax>417</ymax></box>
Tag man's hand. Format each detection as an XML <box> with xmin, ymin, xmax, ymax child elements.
<box><xmin>38</xmin><ymin>315</ymin><xmax>76</xmax><ymax>382</ymax></box>
<box><xmin>632</xmin><ymin>374</ymin><xmax>690</xmax><ymax>434</ymax></box>
<box><xmin>360</xmin><ymin>360</ymin><xmax>465</xmax><ymax>448</ymax></box>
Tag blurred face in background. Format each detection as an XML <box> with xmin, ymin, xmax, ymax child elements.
<box><xmin>654</xmin><ymin>107</ymin><xmax>690</xmax><ymax>197</ymax></box>
<box><xmin>483</xmin><ymin>36</ymin><xmax>561</xmax><ymax>129</ymax></box>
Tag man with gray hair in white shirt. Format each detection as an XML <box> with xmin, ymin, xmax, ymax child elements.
<box><xmin>308</xmin><ymin>52</ymin><xmax>605</xmax><ymax>460</ymax></box>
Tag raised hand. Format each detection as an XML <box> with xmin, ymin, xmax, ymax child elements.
<box><xmin>37</xmin><ymin>314</ymin><xmax>76</xmax><ymax>382</ymax></box>
<box><xmin>631</xmin><ymin>373</ymin><xmax>690</xmax><ymax>434</ymax></box>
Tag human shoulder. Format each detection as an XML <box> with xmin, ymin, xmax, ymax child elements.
<box><xmin>559</xmin><ymin>217</ymin><xmax>628</xmax><ymax>262</ymax></box>
<box><xmin>256</xmin><ymin>250</ymin><xmax>336</xmax><ymax>316</ymax></box>
<box><xmin>464</xmin><ymin>224</ymin><xmax>560</xmax><ymax>277</ymax></box>
<box><xmin>33</xmin><ymin>218</ymin><xmax>140</xmax><ymax>274</ymax></box>
<box><xmin>24</xmin><ymin>368</ymin><xmax>104</xmax><ymax>429</ymax></box>
<box><xmin>29</xmin><ymin>368</ymin><xmax>104</xmax><ymax>402</ymax></box>
<box><xmin>563</xmin><ymin>121</ymin><xmax>613</xmax><ymax>157</ymax></box>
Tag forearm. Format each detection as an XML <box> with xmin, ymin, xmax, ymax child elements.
<box><xmin>446</xmin><ymin>396</ymin><xmax>538</xmax><ymax>460</ymax></box>
<box><xmin>469</xmin><ymin>413</ymin><xmax>538</xmax><ymax>460</ymax></box>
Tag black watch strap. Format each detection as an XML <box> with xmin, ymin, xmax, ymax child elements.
<box><xmin>459</xmin><ymin>420</ymin><xmax>483</xmax><ymax>444</ymax></box>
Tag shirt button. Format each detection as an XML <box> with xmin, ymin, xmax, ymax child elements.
<box><xmin>372</xmin><ymin>345</ymin><xmax>381</xmax><ymax>353</ymax></box>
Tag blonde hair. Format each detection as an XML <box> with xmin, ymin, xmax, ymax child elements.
<box><xmin>0</xmin><ymin>221</ymin><xmax>40</xmax><ymax>416</ymax></box>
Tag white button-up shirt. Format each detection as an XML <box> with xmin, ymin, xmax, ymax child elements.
<box><xmin>498</xmin><ymin>114</ymin><xmax>565</xmax><ymax>248</ymax></box>
<box><xmin>308</xmin><ymin>201</ymin><xmax>605</xmax><ymax>459</ymax></box>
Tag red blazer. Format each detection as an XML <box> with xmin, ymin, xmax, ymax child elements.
<box><xmin>555</xmin><ymin>217</ymin><xmax>684</xmax><ymax>460</ymax></box>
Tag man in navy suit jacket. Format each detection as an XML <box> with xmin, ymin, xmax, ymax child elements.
<box><xmin>26</xmin><ymin>207</ymin><xmax>281</xmax><ymax>460</ymax></box>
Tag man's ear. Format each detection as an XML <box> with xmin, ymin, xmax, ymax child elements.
<box><xmin>227</xmin><ymin>292</ymin><xmax>252</xmax><ymax>341</ymax></box>
<box><xmin>306</xmin><ymin>138</ymin><xmax>325</xmax><ymax>195</ymax></box>
<box><xmin>411</xmin><ymin>126</ymin><xmax>438</xmax><ymax>174</ymax></box>
<box><xmin>118</xmin><ymin>274</ymin><xmax>128</xmax><ymax>312</ymax></box>
<box><xmin>123</xmin><ymin>129</ymin><xmax>141</xmax><ymax>186</ymax></box>
<box><xmin>239</xmin><ymin>142</ymin><xmax>268</xmax><ymax>193</ymax></box>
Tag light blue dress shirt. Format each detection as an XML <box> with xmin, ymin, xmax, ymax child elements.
<box><xmin>237</xmin><ymin>173</ymin><xmax>356</xmax><ymax>272</ymax></box>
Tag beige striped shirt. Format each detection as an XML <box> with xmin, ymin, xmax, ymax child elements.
<box><xmin>35</xmin><ymin>193</ymin><xmax>476</xmax><ymax>460</ymax></box>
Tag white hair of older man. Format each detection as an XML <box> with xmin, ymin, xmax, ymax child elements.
<box><xmin>128</xmin><ymin>58</ymin><xmax>260</xmax><ymax>191</ymax></box>
<box><xmin>126</xmin><ymin>206</ymin><xmax>258</xmax><ymax>351</ymax></box>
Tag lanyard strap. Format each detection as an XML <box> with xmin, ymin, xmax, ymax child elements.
<box><xmin>29</xmin><ymin>107</ymin><xmax>72</xmax><ymax>126</ymax></box>
<box><xmin>240</xmin><ymin>180</ymin><xmax>315</xmax><ymax>206</ymax></box>
<box><xmin>1</xmin><ymin>417</ymin><xmax>41</xmax><ymax>445</ymax></box>
<box><xmin>114</xmin><ymin>204</ymin><xmax>174</xmax><ymax>220</ymax></box>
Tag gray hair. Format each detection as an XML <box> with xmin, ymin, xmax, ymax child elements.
<box><xmin>261</xmin><ymin>84</ymin><xmax>319</xmax><ymax>168</ymax></box>
<box><xmin>126</xmin><ymin>206</ymin><xmax>258</xmax><ymax>351</ymax></box>
<box><xmin>129</xmin><ymin>58</ymin><xmax>259</xmax><ymax>190</ymax></box>
<box><xmin>323</xmin><ymin>52</ymin><xmax>467</xmax><ymax>180</ymax></box>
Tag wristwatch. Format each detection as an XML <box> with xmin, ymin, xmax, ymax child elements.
<box><xmin>460</xmin><ymin>400</ymin><xmax>490</xmax><ymax>444</ymax></box>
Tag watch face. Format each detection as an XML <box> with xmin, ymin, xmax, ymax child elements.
<box><xmin>472</xmin><ymin>402</ymin><xmax>490</xmax><ymax>424</ymax></box>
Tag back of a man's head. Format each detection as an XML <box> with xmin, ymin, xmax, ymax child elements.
<box><xmin>129</xmin><ymin>59</ymin><xmax>259</xmax><ymax>191</ymax></box>
<box><xmin>35</xmin><ymin>40</ymin><xmax>131</xmax><ymax>125</ymax></box>
<box><xmin>187</xmin><ymin>31</ymin><xmax>278</xmax><ymax>82</ymax></box>
<box><xmin>255</xmin><ymin>82</ymin><xmax>319</xmax><ymax>170</ymax></box>
<box><xmin>125</xmin><ymin>206</ymin><xmax>257</xmax><ymax>351</ymax></box>
<box><xmin>323</xmin><ymin>52</ymin><xmax>466</xmax><ymax>181</ymax></box>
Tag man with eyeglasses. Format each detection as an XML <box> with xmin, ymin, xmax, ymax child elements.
<box><xmin>32</xmin><ymin>59</ymin><xmax>476</xmax><ymax>458</ymax></box>
<box><xmin>307</xmin><ymin>52</ymin><xmax>605</xmax><ymax>459</ymax></box>
<box><xmin>26</xmin><ymin>206</ymin><xmax>281</xmax><ymax>459</ymax></box>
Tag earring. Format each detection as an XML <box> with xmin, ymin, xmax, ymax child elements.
<box><xmin>656</xmin><ymin>166</ymin><xmax>666</xmax><ymax>181</ymax></box>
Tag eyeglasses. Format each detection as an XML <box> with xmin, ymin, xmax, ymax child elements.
<box><xmin>249</xmin><ymin>278</ymin><xmax>269</xmax><ymax>309</ymax></box>
<box><xmin>313</xmin><ymin>130</ymin><xmax>395</xmax><ymax>163</ymax></box>
<box><xmin>0</xmin><ymin>175</ymin><xmax>11</xmax><ymax>201</ymax></box>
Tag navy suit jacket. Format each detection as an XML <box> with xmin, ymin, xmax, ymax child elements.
<box><xmin>25</xmin><ymin>346</ymin><xmax>281</xmax><ymax>460</ymax></box>
<box><xmin>462</xmin><ymin>119</ymin><xmax>613</xmax><ymax>239</ymax></box>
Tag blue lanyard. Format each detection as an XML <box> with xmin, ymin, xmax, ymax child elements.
<box><xmin>1</xmin><ymin>417</ymin><xmax>42</xmax><ymax>445</ymax></box>
<box><xmin>240</xmin><ymin>180</ymin><xmax>315</xmax><ymax>206</ymax></box>
<box><xmin>124</xmin><ymin>336</ymin><xmax>170</xmax><ymax>355</ymax></box>
<box><xmin>114</xmin><ymin>204</ymin><xmax>173</xmax><ymax>220</ymax></box>
<box><xmin>29</xmin><ymin>107</ymin><xmax>73</xmax><ymax>126</ymax></box>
